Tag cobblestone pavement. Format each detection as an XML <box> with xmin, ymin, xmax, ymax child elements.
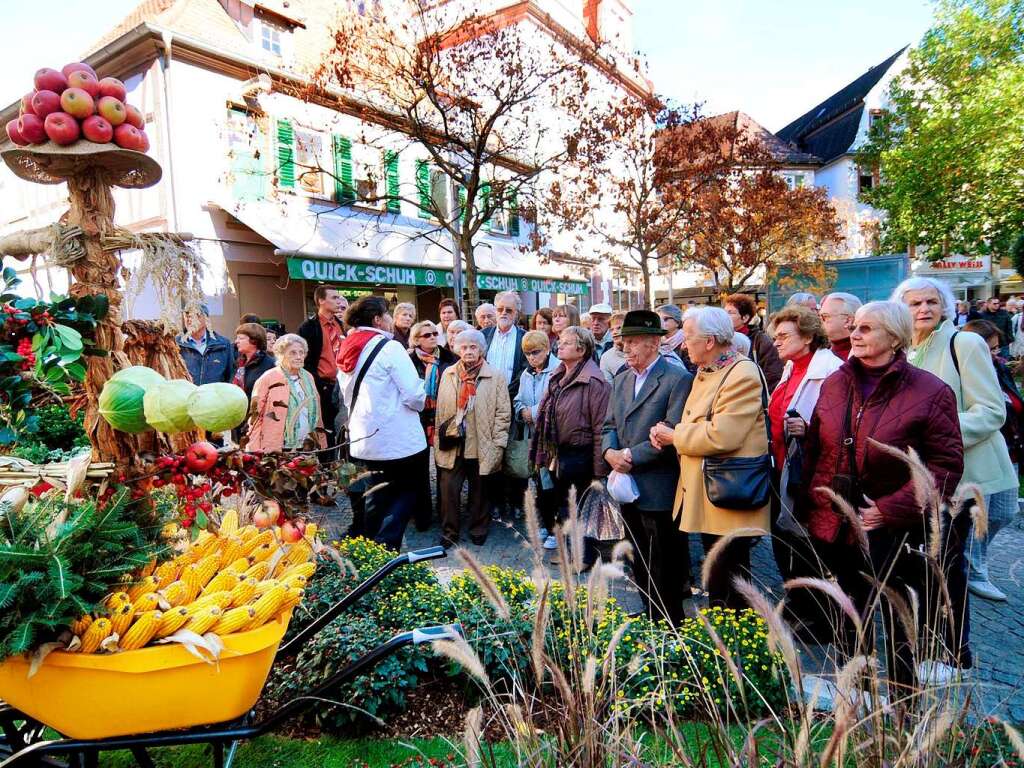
<box><xmin>318</xmin><ymin>493</ymin><xmax>1024</xmax><ymax>722</ymax></box>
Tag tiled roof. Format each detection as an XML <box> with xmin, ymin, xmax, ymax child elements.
<box><xmin>698</xmin><ymin>110</ymin><xmax>821</xmax><ymax>165</ymax></box>
<box><xmin>775</xmin><ymin>47</ymin><xmax>906</xmax><ymax>164</ymax></box>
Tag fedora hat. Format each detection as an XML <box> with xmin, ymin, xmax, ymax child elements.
<box><xmin>619</xmin><ymin>309</ymin><xmax>667</xmax><ymax>337</ymax></box>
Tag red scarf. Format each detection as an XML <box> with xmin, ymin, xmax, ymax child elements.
<box><xmin>457</xmin><ymin>359</ymin><xmax>484</xmax><ymax>411</ymax></box>
<box><xmin>337</xmin><ymin>329</ymin><xmax>379</xmax><ymax>374</ymax></box>
<box><xmin>768</xmin><ymin>351</ymin><xmax>812</xmax><ymax>468</ymax></box>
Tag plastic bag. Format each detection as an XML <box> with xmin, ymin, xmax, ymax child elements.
<box><xmin>606</xmin><ymin>470</ymin><xmax>639</xmax><ymax>504</ymax></box>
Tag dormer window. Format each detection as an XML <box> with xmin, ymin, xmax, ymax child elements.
<box><xmin>260</xmin><ymin>18</ymin><xmax>284</xmax><ymax>55</ymax></box>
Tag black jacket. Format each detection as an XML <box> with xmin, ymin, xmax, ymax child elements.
<box><xmin>481</xmin><ymin>325</ymin><xmax>528</xmax><ymax>400</ymax></box>
<box><xmin>409</xmin><ymin>346</ymin><xmax>457</xmax><ymax>432</ymax></box>
<box><xmin>746</xmin><ymin>325</ymin><xmax>784</xmax><ymax>392</ymax></box>
<box><xmin>980</xmin><ymin>309</ymin><xmax>1014</xmax><ymax>348</ymax></box>
<box><xmin>238</xmin><ymin>350</ymin><xmax>276</xmax><ymax>400</ymax></box>
<box><xmin>297</xmin><ymin>314</ymin><xmax>344</xmax><ymax>380</ymax></box>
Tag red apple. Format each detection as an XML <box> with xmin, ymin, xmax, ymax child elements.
<box><xmin>42</xmin><ymin>112</ymin><xmax>79</xmax><ymax>145</ymax></box>
<box><xmin>280</xmin><ymin>521</ymin><xmax>302</xmax><ymax>543</ymax></box>
<box><xmin>19</xmin><ymin>93</ymin><xmax>36</xmax><ymax>116</ymax></box>
<box><xmin>97</xmin><ymin>77</ymin><xmax>127</xmax><ymax>102</ymax></box>
<box><xmin>30</xmin><ymin>90</ymin><xmax>62</xmax><ymax>119</ymax></box>
<box><xmin>253</xmin><ymin>509</ymin><xmax>272</xmax><ymax>528</ymax></box>
<box><xmin>125</xmin><ymin>104</ymin><xmax>145</xmax><ymax>129</ymax></box>
<box><xmin>5</xmin><ymin>120</ymin><xmax>28</xmax><ymax>146</ymax></box>
<box><xmin>67</xmin><ymin>70</ymin><xmax>100</xmax><ymax>98</ymax></box>
<box><xmin>34</xmin><ymin>68</ymin><xmax>68</xmax><ymax>94</ymax></box>
<box><xmin>262</xmin><ymin>499</ymin><xmax>281</xmax><ymax>525</ymax></box>
<box><xmin>81</xmin><ymin>115</ymin><xmax>113</xmax><ymax>144</ymax></box>
<box><xmin>60</xmin><ymin>88</ymin><xmax>95</xmax><ymax>119</ymax></box>
<box><xmin>17</xmin><ymin>114</ymin><xmax>48</xmax><ymax>144</ymax></box>
<box><xmin>97</xmin><ymin>96</ymin><xmax>126</xmax><ymax>126</ymax></box>
<box><xmin>184</xmin><ymin>440</ymin><xmax>219</xmax><ymax>473</ymax></box>
<box><xmin>113</xmin><ymin>123</ymin><xmax>144</xmax><ymax>150</ymax></box>
<box><xmin>61</xmin><ymin>62</ymin><xmax>97</xmax><ymax>81</ymax></box>
<box><xmin>137</xmin><ymin>129</ymin><xmax>150</xmax><ymax>153</ymax></box>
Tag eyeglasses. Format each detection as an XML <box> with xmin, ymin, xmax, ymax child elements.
<box><xmin>773</xmin><ymin>331</ymin><xmax>799</xmax><ymax>342</ymax></box>
<box><xmin>419</xmin><ymin>332</ymin><xmax>438</xmax><ymax>338</ymax></box>
<box><xmin>819</xmin><ymin>313</ymin><xmax>850</xmax><ymax>322</ymax></box>
<box><xmin>496</xmin><ymin>307</ymin><xmax>516</xmax><ymax>314</ymax></box>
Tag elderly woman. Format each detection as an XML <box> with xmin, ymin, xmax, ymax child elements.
<box><xmin>247</xmin><ymin>334</ymin><xmax>326</xmax><ymax>452</ymax></box>
<box><xmin>656</xmin><ymin>304</ymin><xmax>694</xmax><ymax>372</ymax></box>
<box><xmin>650</xmin><ymin>306</ymin><xmax>770</xmax><ymax>609</ymax></box>
<box><xmin>893</xmin><ymin>277</ymin><xmax>1014</xmax><ymax>672</ymax></box>
<box><xmin>724</xmin><ymin>293</ymin><xmax>784</xmax><ymax>391</ymax></box>
<box><xmin>514</xmin><ymin>330</ymin><xmax>561</xmax><ymax>547</ymax></box>
<box><xmin>392</xmin><ymin>302</ymin><xmax>416</xmax><ymax>349</ymax></box>
<box><xmin>434</xmin><ymin>329</ymin><xmax>511</xmax><ymax>547</ymax></box>
<box><xmin>800</xmin><ymin>301</ymin><xmax>963</xmax><ymax>692</ymax></box>
<box><xmin>531</xmin><ymin>326</ymin><xmax>611</xmax><ymax>564</ymax></box>
<box><xmin>765</xmin><ymin>305</ymin><xmax>843</xmax><ymax>640</ymax></box>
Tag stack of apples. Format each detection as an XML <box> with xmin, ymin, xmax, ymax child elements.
<box><xmin>5</xmin><ymin>62</ymin><xmax>149</xmax><ymax>152</ymax></box>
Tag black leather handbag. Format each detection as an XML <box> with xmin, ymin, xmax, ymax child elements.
<box><xmin>701</xmin><ymin>361</ymin><xmax>773</xmax><ymax>511</ymax></box>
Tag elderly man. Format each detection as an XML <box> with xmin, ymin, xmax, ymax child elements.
<box><xmin>475</xmin><ymin>302</ymin><xmax>497</xmax><ymax>330</ymax></box>
<box><xmin>787</xmin><ymin>292</ymin><xmax>818</xmax><ymax>311</ymax></box>
<box><xmin>178</xmin><ymin>305</ymin><xmax>235</xmax><ymax>386</ymax></box>
<box><xmin>602</xmin><ymin>309</ymin><xmax>693</xmax><ymax>624</ymax></box>
<box><xmin>589</xmin><ymin>302</ymin><xmax>614</xmax><ymax>360</ymax></box>
<box><xmin>818</xmin><ymin>292</ymin><xmax>862</xmax><ymax>361</ymax></box>
<box><xmin>298</xmin><ymin>286</ymin><xmax>346</xmax><ymax>454</ymax></box>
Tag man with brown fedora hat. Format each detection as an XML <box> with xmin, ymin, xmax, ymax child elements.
<box><xmin>602</xmin><ymin>309</ymin><xmax>694</xmax><ymax>624</ymax></box>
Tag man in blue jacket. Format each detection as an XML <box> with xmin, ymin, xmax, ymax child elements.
<box><xmin>177</xmin><ymin>306</ymin><xmax>235</xmax><ymax>386</ymax></box>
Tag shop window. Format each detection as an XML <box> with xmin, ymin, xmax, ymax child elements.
<box><xmin>294</xmin><ymin>129</ymin><xmax>326</xmax><ymax>197</ymax></box>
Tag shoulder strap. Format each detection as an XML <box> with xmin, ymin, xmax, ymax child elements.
<box><xmin>351</xmin><ymin>337</ymin><xmax>388</xmax><ymax>411</ymax></box>
<box><xmin>705</xmin><ymin>359</ymin><xmax>772</xmax><ymax>463</ymax></box>
<box><xmin>949</xmin><ymin>331</ymin><xmax>960</xmax><ymax>377</ymax></box>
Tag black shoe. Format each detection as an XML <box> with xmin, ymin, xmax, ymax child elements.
<box><xmin>439</xmin><ymin>535</ymin><xmax>457</xmax><ymax>549</ymax></box>
<box><xmin>470</xmin><ymin>534</ymin><xmax>488</xmax><ymax>546</ymax></box>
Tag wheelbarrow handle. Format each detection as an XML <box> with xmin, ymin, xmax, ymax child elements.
<box><xmin>411</xmin><ymin>624</ymin><xmax>464</xmax><ymax>644</ymax></box>
<box><xmin>276</xmin><ymin>546</ymin><xmax>447</xmax><ymax>657</ymax></box>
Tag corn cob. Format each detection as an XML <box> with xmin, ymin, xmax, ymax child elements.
<box><xmin>251</xmin><ymin>579</ymin><xmax>279</xmax><ymax>599</ymax></box>
<box><xmin>153</xmin><ymin>560</ymin><xmax>179</xmax><ymax>589</ymax></box>
<box><xmin>237</xmin><ymin>524</ymin><xmax>258</xmax><ymax>542</ymax></box>
<box><xmin>243</xmin><ymin>561</ymin><xmax>270</xmax><ymax>581</ymax></box>
<box><xmin>181</xmin><ymin>565</ymin><xmax>204</xmax><ymax>602</ymax></box>
<box><xmin>109</xmin><ymin>603</ymin><xmax>134</xmax><ymax>637</ymax></box>
<box><xmin>212</xmin><ymin>606</ymin><xmax>256</xmax><ymax>636</ymax></box>
<box><xmin>249</xmin><ymin>543</ymin><xmax>275</xmax><ymax>565</ymax></box>
<box><xmin>247</xmin><ymin>583</ymin><xmax>286</xmax><ymax>630</ymax></box>
<box><xmin>119</xmin><ymin>610</ymin><xmax>162</xmax><ymax>650</ymax></box>
<box><xmin>279</xmin><ymin>562</ymin><xmax>315</xmax><ymax>582</ymax></box>
<box><xmin>194</xmin><ymin>554</ymin><xmax>220</xmax><ymax>588</ymax></box>
<box><xmin>218</xmin><ymin>509</ymin><xmax>239</xmax><ymax>536</ymax></box>
<box><xmin>203</xmin><ymin>571</ymin><xmax>242</xmax><ymax>596</ymax></box>
<box><xmin>161</xmin><ymin>580</ymin><xmax>191</xmax><ymax>608</ymax></box>
<box><xmin>304</xmin><ymin>523</ymin><xmax>318</xmax><ymax>540</ymax></box>
<box><xmin>173</xmin><ymin>548</ymin><xmax>202</xmax><ymax>569</ymax></box>
<box><xmin>218</xmin><ymin>537</ymin><xmax>244</xmax><ymax>569</ymax></box>
<box><xmin>126</xmin><ymin>575</ymin><xmax>159</xmax><ymax>603</ymax></box>
<box><xmin>160</xmin><ymin>522</ymin><xmax>179</xmax><ymax>540</ymax></box>
<box><xmin>184</xmin><ymin>606</ymin><xmax>222</xmax><ymax>635</ymax></box>
<box><xmin>274</xmin><ymin>544</ymin><xmax>311</xmax><ymax>575</ymax></box>
<box><xmin>70</xmin><ymin>615</ymin><xmax>93</xmax><ymax>636</ymax></box>
<box><xmin>105</xmin><ymin>591</ymin><xmax>131</xmax><ymax>612</ymax></box>
<box><xmin>140</xmin><ymin>556</ymin><xmax>158</xmax><ymax>578</ymax></box>
<box><xmin>185</xmin><ymin>590</ymin><xmax>232</xmax><ymax>616</ymax></box>
<box><xmin>194</xmin><ymin>530</ymin><xmax>219</xmax><ymax>557</ymax></box>
<box><xmin>241</xmin><ymin>529</ymin><xmax>273</xmax><ymax>557</ymax></box>
<box><xmin>132</xmin><ymin>592</ymin><xmax>163</xmax><ymax>614</ymax></box>
<box><xmin>277</xmin><ymin>587</ymin><xmax>304</xmax><ymax>616</ymax></box>
<box><xmin>155</xmin><ymin>606</ymin><xmax>190</xmax><ymax>638</ymax></box>
<box><xmin>78</xmin><ymin>618</ymin><xmax>112</xmax><ymax>653</ymax></box>
<box><xmin>228</xmin><ymin>576</ymin><xmax>258</xmax><ymax>607</ymax></box>
<box><xmin>224</xmin><ymin>556</ymin><xmax>253</xmax><ymax>574</ymax></box>
<box><xmin>281</xmin><ymin>574</ymin><xmax>308</xmax><ymax>590</ymax></box>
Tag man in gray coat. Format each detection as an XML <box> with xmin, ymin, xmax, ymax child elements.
<box><xmin>602</xmin><ymin>310</ymin><xmax>693</xmax><ymax>625</ymax></box>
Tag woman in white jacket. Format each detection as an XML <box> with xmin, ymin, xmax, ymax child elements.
<box><xmin>766</xmin><ymin>305</ymin><xmax>843</xmax><ymax>642</ymax></box>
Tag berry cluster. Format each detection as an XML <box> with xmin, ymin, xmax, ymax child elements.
<box><xmin>15</xmin><ymin>338</ymin><xmax>34</xmax><ymax>371</ymax></box>
<box><xmin>152</xmin><ymin>453</ymin><xmax>242</xmax><ymax>527</ymax></box>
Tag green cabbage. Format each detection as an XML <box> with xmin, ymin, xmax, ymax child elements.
<box><xmin>98</xmin><ymin>378</ymin><xmax>152</xmax><ymax>433</ymax></box>
<box><xmin>143</xmin><ymin>380</ymin><xmax>198</xmax><ymax>434</ymax></box>
<box><xmin>110</xmin><ymin>366</ymin><xmax>166</xmax><ymax>390</ymax></box>
<box><xmin>187</xmin><ymin>383</ymin><xmax>249</xmax><ymax>432</ymax></box>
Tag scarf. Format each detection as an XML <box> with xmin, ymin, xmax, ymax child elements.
<box><xmin>700</xmin><ymin>348</ymin><xmax>739</xmax><ymax>373</ymax></box>
<box><xmin>284</xmin><ymin>369</ymin><xmax>320</xmax><ymax>449</ymax></box>
<box><xmin>659</xmin><ymin>328</ymin><xmax>685</xmax><ymax>357</ymax></box>
<box><xmin>457</xmin><ymin>358</ymin><xmax>484</xmax><ymax>412</ymax></box>
<box><xmin>337</xmin><ymin>329</ymin><xmax>379</xmax><ymax>374</ymax></box>
<box><xmin>530</xmin><ymin>358</ymin><xmax>588</xmax><ymax>470</ymax></box>
<box><xmin>416</xmin><ymin>348</ymin><xmax>440</xmax><ymax>442</ymax></box>
<box><xmin>233</xmin><ymin>354</ymin><xmax>247</xmax><ymax>389</ymax></box>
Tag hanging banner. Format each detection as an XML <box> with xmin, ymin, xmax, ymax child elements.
<box><xmin>286</xmin><ymin>257</ymin><xmax>589</xmax><ymax>295</ymax></box>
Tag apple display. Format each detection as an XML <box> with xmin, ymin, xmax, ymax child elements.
<box><xmin>125</xmin><ymin>104</ymin><xmax>145</xmax><ymax>129</ymax></box>
<box><xmin>96</xmin><ymin>96</ymin><xmax>126</xmax><ymax>126</ymax></box>
<box><xmin>61</xmin><ymin>62</ymin><xmax>97</xmax><ymax>80</ymax></box>
<box><xmin>34</xmin><ymin>68</ymin><xmax>68</xmax><ymax>94</ymax></box>
<box><xmin>59</xmin><ymin>88</ymin><xmax>95</xmax><ymax>119</ymax></box>
<box><xmin>113</xmin><ymin>123</ymin><xmax>144</xmax><ymax>150</ymax></box>
<box><xmin>184</xmin><ymin>440</ymin><xmax>219</xmax><ymax>472</ymax></box>
<box><xmin>97</xmin><ymin>77</ymin><xmax>127</xmax><ymax>102</ymax></box>
<box><xmin>43</xmin><ymin>112</ymin><xmax>79</xmax><ymax>145</ymax></box>
<box><xmin>137</xmin><ymin>129</ymin><xmax>150</xmax><ymax>152</ymax></box>
<box><xmin>81</xmin><ymin>115</ymin><xmax>113</xmax><ymax>144</ymax></box>
<box><xmin>19</xmin><ymin>93</ymin><xmax>36</xmax><ymax>116</ymax></box>
<box><xmin>30</xmin><ymin>90</ymin><xmax>62</xmax><ymax>119</ymax></box>
<box><xmin>17</xmin><ymin>114</ymin><xmax>47</xmax><ymax>144</ymax></box>
<box><xmin>5</xmin><ymin>120</ymin><xmax>29</xmax><ymax>146</ymax></box>
<box><xmin>67</xmin><ymin>70</ymin><xmax>101</xmax><ymax>99</ymax></box>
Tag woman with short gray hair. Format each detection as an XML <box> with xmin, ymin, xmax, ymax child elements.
<box><xmin>247</xmin><ymin>333</ymin><xmax>325</xmax><ymax>452</ymax></box>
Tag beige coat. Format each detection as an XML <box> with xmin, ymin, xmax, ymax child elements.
<box><xmin>672</xmin><ymin>358</ymin><xmax>770</xmax><ymax>536</ymax></box>
<box><xmin>434</xmin><ymin>363</ymin><xmax>511</xmax><ymax>475</ymax></box>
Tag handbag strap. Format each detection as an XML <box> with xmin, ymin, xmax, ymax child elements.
<box><xmin>704</xmin><ymin>359</ymin><xmax>773</xmax><ymax>469</ymax></box>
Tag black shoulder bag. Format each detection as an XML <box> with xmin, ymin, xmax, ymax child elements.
<box><xmin>339</xmin><ymin>337</ymin><xmax>387</xmax><ymax>460</ymax></box>
<box><xmin>702</xmin><ymin>361</ymin><xmax>774</xmax><ymax>510</ymax></box>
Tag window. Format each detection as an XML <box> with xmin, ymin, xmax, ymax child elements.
<box><xmin>353</xmin><ymin>146</ymin><xmax>383</xmax><ymax>208</ymax></box>
<box><xmin>259</xmin><ymin>18</ymin><xmax>284</xmax><ymax>56</ymax></box>
<box><xmin>430</xmin><ymin>170</ymin><xmax>450</xmax><ymax>218</ymax></box>
<box><xmin>857</xmin><ymin>165</ymin><xmax>875</xmax><ymax>195</ymax></box>
<box><xmin>294</xmin><ymin>129</ymin><xmax>325</xmax><ymax>196</ymax></box>
<box><xmin>783</xmin><ymin>172</ymin><xmax>807</xmax><ymax>190</ymax></box>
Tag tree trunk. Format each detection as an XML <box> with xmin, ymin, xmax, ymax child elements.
<box><xmin>640</xmin><ymin>257</ymin><xmax>652</xmax><ymax>310</ymax></box>
<box><xmin>462</xmin><ymin>234</ymin><xmax>479</xmax><ymax>318</ymax></box>
<box><xmin>64</xmin><ymin>171</ymin><xmax>141</xmax><ymax>468</ymax></box>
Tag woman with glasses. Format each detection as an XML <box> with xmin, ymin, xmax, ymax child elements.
<box><xmin>408</xmin><ymin>320</ymin><xmax>456</xmax><ymax>530</ymax></box>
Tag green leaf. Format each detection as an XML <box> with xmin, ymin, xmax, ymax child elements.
<box><xmin>54</xmin><ymin>325</ymin><xmax>83</xmax><ymax>352</ymax></box>
<box><xmin>13</xmin><ymin>298</ymin><xmax>36</xmax><ymax>311</ymax></box>
<box><xmin>49</xmin><ymin>556</ymin><xmax>72</xmax><ymax>600</ymax></box>
<box><xmin>7</xmin><ymin>622</ymin><xmax>34</xmax><ymax>655</ymax></box>
<box><xmin>0</xmin><ymin>427</ymin><xmax>18</xmax><ymax>445</ymax></box>
<box><xmin>0</xmin><ymin>583</ymin><xmax>15</xmax><ymax>610</ymax></box>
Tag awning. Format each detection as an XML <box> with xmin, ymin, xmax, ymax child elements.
<box><xmin>211</xmin><ymin>197</ymin><xmax>587</xmax><ymax>292</ymax></box>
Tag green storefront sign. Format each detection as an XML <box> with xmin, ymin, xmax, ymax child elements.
<box><xmin>286</xmin><ymin>257</ymin><xmax>588</xmax><ymax>295</ymax></box>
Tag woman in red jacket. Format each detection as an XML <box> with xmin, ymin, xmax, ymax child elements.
<box><xmin>800</xmin><ymin>301</ymin><xmax>964</xmax><ymax>695</ymax></box>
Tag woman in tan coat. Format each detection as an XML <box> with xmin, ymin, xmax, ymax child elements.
<box><xmin>434</xmin><ymin>328</ymin><xmax>511</xmax><ymax>547</ymax></box>
<box><xmin>651</xmin><ymin>305</ymin><xmax>770</xmax><ymax>609</ymax></box>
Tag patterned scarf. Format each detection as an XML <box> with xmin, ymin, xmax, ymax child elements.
<box><xmin>416</xmin><ymin>348</ymin><xmax>440</xmax><ymax>443</ymax></box>
<box><xmin>457</xmin><ymin>358</ymin><xmax>485</xmax><ymax>413</ymax></box>
<box><xmin>700</xmin><ymin>348</ymin><xmax>740</xmax><ymax>373</ymax></box>
<box><xmin>530</xmin><ymin>358</ymin><xmax>587</xmax><ymax>470</ymax></box>
<box><xmin>659</xmin><ymin>328</ymin><xmax>685</xmax><ymax>357</ymax></box>
<box><xmin>284</xmin><ymin>369</ymin><xmax>320</xmax><ymax>449</ymax></box>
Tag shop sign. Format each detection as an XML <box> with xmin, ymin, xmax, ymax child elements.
<box><xmin>287</xmin><ymin>257</ymin><xmax>588</xmax><ymax>295</ymax></box>
<box><xmin>915</xmin><ymin>254</ymin><xmax>990</xmax><ymax>274</ymax></box>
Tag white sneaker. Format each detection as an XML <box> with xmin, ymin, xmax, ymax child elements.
<box><xmin>968</xmin><ymin>578</ymin><xmax>1008</xmax><ymax>601</ymax></box>
<box><xmin>917</xmin><ymin>660</ymin><xmax>966</xmax><ymax>686</ymax></box>
<box><xmin>543</xmin><ymin>535</ymin><xmax>558</xmax><ymax>550</ymax></box>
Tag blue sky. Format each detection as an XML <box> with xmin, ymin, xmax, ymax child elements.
<box><xmin>1</xmin><ymin>0</ymin><xmax>935</xmax><ymax>133</ymax></box>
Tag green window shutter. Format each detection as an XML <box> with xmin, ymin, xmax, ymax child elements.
<box><xmin>457</xmin><ymin>185</ymin><xmax>466</xmax><ymax>222</ymax></box>
<box><xmin>481</xmin><ymin>183</ymin><xmax>492</xmax><ymax>231</ymax></box>
<box><xmin>415</xmin><ymin>160</ymin><xmax>431</xmax><ymax>218</ymax></box>
<box><xmin>509</xmin><ymin>190</ymin><xmax>520</xmax><ymax>236</ymax></box>
<box><xmin>230</xmin><ymin>108</ymin><xmax>265</xmax><ymax>202</ymax></box>
<box><xmin>333</xmin><ymin>135</ymin><xmax>355</xmax><ymax>205</ymax></box>
<box><xmin>276</xmin><ymin>119</ymin><xmax>294</xmax><ymax>189</ymax></box>
<box><xmin>384</xmin><ymin>151</ymin><xmax>400</xmax><ymax>213</ymax></box>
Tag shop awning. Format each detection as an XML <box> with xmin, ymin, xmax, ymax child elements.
<box><xmin>211</xmin><ymin>197</ymin><xmax>588</xmax><ymax>294</ymax></box>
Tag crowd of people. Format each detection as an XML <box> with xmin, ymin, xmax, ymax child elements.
<box><xmin>177</xmin><ymin>280</ymin><xmax>1024</xmax><ymax>692</ymax></box>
